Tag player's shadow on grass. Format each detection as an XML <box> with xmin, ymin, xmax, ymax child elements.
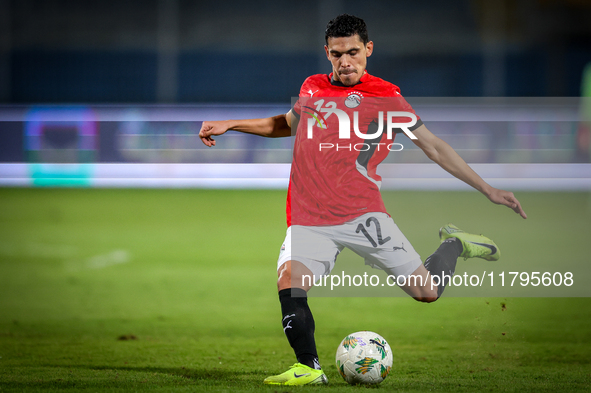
<box><xmin>81</xmin><ymin>365</ymin><xmax>267</xmax><ymax>381</ymax></box>
<box><xmin>12</xmin><ymin>365</ymin><xmax>269</xmax><ymax>389</ymax></box>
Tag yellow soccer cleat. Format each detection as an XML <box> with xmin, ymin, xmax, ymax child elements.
<box><xmin>439</xmin><ymin>223</ymin><xmax>500</xmax><ymax>261</ymax></box>
<box><xmin>263</xmin><ymin>363</ymin><xmax>328</xmax><ymax>386</ymax></box>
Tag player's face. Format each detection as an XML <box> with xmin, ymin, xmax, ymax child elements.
<box><xmin>325</xmin><ymin>35</ymin><xmax>373</xmax><ymax>86</ymax></box>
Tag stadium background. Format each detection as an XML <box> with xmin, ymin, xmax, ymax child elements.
<box><xmin>1</xmin><ymin>0</ymin><xmax>591</xmax><ymax>101</ymax></box>
<box><xmin>1</xmin><ymin>0</ymin><xmax>591</xmax><ymax>391</ymax></box>
<box><xmin>0</xmin><ymin>0</ymin><xmax>590</xmax><ymax>184</ymax></box>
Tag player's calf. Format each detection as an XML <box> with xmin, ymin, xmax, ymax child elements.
<box><xmin>423</xmin><ymin>233</ymin><xmax>464</xmax><ymax>298</ymax></box>
<box><xmin>398</xmin><ymin>265</ymin><xmax>439</xmax><ymax>302</ymax></box>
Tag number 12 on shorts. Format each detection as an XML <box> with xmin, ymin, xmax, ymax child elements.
<box><xmin>355</xmin><ymin>216</ymin><xmax>391</xmax><ymax>248</ymax></box>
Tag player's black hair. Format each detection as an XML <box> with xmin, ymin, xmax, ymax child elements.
<box><xmin>325</xmin><ymin>14</ymin><xmax>369</xmax><ymax>45</ymax></box>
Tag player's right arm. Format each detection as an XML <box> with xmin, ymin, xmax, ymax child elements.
<box><xmin>412</xmin><ymin>124</ymin><xmax>527</xmax><ymax>219</ymax></box>
<box><xmin>199</xmin><ymin>111</ymin><xmax>294</xmax><ymax>147</ymax></box>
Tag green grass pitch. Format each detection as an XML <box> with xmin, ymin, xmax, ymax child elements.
<box><xmin>0</xmin><ymin>188</ymin><xmax>590</xmax><ymax>392</ymax></box>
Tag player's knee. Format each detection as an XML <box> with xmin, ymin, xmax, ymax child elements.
<box><xmin>415</xmin><ymin>295</ymin><xmax>439</xmax><ymax>303</ymax></box>
<box><xmin>413</xmin><ymin>288</ymin><xmax>439</xmax><ymax>303</ymax></box>
<box><xmin>277</xmin><ymin>264</ymin><xmax>291</xmax><ymax>291</ymax></box>
<box><xmin>277</xmin><ymin>260</ymin><xmax>314</xmax><ymax>292</ymax></box>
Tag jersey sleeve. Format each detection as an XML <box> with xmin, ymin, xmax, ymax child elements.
<box><xmin>292</xmin><ymin>98</ymin><xmax>301</xmax><ymax>120</ymax></box>
<box><xmin>390</xmin><ymin>84</ymin><xmax>423</xmax><ymax>131</ymax></box>
<box><xmin>291</xmin><ymin>76</ymin><xmax>314</xmax><ymax>119</ymax></box>
<box><xmin>292</xmin><ymin>75</ymin><xmax>326</xmax><ymax>119</ymax></box>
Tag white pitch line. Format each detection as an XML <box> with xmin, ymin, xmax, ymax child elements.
<box><xmin>85</xmin><ymin>250</ymin><xmax>131</xmax><ymax>269</ymax></box>
<box><xmin>64</xmin><ymin>249</ymin><xmax>131</xmax><ymax>272</ymax></box>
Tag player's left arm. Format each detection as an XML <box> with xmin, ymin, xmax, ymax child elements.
<box><xmin>198</xmin><ymin>111</ymin><xmax>294</xmax><ymax>147</ymax></box>
<box><xmin>411</xmin><ymin>124</ymin><xmax>527</xmax><ymax>219</ymax></box>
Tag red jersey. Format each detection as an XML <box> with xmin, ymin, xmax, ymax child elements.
<box><xmin>287</xmin><ymin>71</ymin><xmax>422</xmax><ymax>227</ymax></box>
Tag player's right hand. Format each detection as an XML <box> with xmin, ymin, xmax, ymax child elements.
<box><xmin>486</xmin><ymin>187</ymin><xmax>527</xmax><ymax>219</ymax></box>
<box><xmin>199</xmin><ymin>121</ymin><xmax>229</xmax><ymax>147</ymax></box>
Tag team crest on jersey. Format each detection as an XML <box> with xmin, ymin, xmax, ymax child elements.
<box><xmin>344</xmin><ymin>91</ymin><xmax>363</xmax><ymax>108</ymax></box>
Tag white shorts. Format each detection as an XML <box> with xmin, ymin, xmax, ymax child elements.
<box><xmin>277</xmin><ymin>212</ymin><xmax>422</xmax><ymax>281</ymax></box>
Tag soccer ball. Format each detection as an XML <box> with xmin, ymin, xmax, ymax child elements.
<box><xmin>335</xmin><ymin>331</ymin><xmax>393</xmax><ymax>385</ymax></box>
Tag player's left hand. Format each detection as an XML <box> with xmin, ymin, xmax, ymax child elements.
<box><xmin>487</xmin><ymin>188</ymin><xmax>527</xmax><ymax>219</ymax></box>
<box><xmin>199</xmin><ymin>120</ymin><xmax>230</xmax><ymax>147</ymax></box>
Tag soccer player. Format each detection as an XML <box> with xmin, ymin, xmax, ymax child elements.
<box><xmin>199</xmin><ymin>14</ymin><xmax>527</xmax><ymax>386</ymax></box>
